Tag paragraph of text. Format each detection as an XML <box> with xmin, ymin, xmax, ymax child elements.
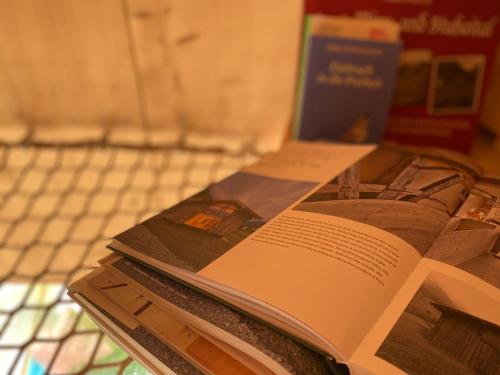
<box><xmin>251</xmin><ymin>214</ymin><xmax>402</xmax><ymax>286</ymax></box>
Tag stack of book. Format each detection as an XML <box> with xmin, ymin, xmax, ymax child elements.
<box><xmin>69</xmin><ymin>141</ymin><xmax>500</xmax><ymax>375</ymax></box>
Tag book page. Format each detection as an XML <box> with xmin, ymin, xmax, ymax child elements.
<box><xmin>111</xmin><ymin>142</ymin><xmax>483</xmax><ymax>359</ymax></box>
<box><xmin>294</xmin><ymin>145</ymin><xmax>481</xmax><ymax>256</ymax></box>
<box><xmin>350</xmin><ymin>177</ymin><xmax>500</xmax><ymax>375</ymax></box>
<box><xmin>197</xmin><ymin>144</ymin><xmax>483</xmax><ymax>359</ymax></box>
<box><xmin>113</xmin><ymin>142</ymin><xmax>375</xmax><ymax>273</ymax></box>
<box><xmin>350</xmin><ymin>259</ymin><xmax>499</xmax><ymax>375</ymax></box>
<box><xmin>241</xmin><ymin>141</ymin><xmax>376</xmax><ymax>183</ymax></box>
<box><xmin>199</xmin><ymin>209</ymin><xmax>421</xmax><ymax>359</ymax></box>
<box><xmin>348</xmin><ymin>176</ymin><xmax>500</xmax><ymax>375</ymax></box>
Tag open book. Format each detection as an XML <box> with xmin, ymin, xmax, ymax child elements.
<box><xmin>76</xmin><ymin>142</ymin><xmax>499</xmax><ymax>374</ymax></box>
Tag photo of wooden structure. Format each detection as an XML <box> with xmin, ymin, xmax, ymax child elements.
<box><xmin>302</xmin><ymin>145</ymin><xmax>480</xmax><ymax>216</ymax></box>
<box><xmin>426</xmin><ymin>217</ymin><xmax>498</xmax><ymax>265</ymax></box>
<box><xmin>457</xmin><ymin>181</ymin><xmax>500</xmax><ymax>226</ymax></box>
<box><xmin>164</xmin><ymin>199</ymin><xmax>261</xmax><ymax>238</ymax></box>
<box><xmin>114</xmin><ymin>170</ymin><xmax>315</xmax><ymax>272</ymax></box>
<box><xmin>425</xmin><ymin>178</ymin><xmax>500</xmax><ymax>287</ymax></box>
<box><xmin>294</xmin><ymin>146</ymin><xmax>483</xmax><ymax>255</ymax></box>
<box><xmin>430</xmin><ymin>303</ymin><xmax>500</xmax><ymax>375</ymax></box>
<box><xmin>377</xmin><ymin>271</ymin><xmax>500</xmax><ymax>375</ymax></box>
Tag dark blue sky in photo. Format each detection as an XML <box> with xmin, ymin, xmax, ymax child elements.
<box><xmin>209</xmin><ymin>172</ymin><xmax>317</xmax><ymax>221</ymax></box>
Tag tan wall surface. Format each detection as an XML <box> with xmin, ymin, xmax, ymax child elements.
<box><xmin>0</xmin><ymin>0</ymin><xmax>302</xmax><ymax>141</ymax></box>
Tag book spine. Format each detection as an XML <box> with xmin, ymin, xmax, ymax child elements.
<box><xmin>292</xmin><ymin>15</ymin><xmax>313</xmax><ymax>139</ymax></box>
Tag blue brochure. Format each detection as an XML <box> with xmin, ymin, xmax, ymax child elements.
<box><xmin>295</xmin><ymin>32</ymin><xmax>401</xmax><ymax>143</ymax></box>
